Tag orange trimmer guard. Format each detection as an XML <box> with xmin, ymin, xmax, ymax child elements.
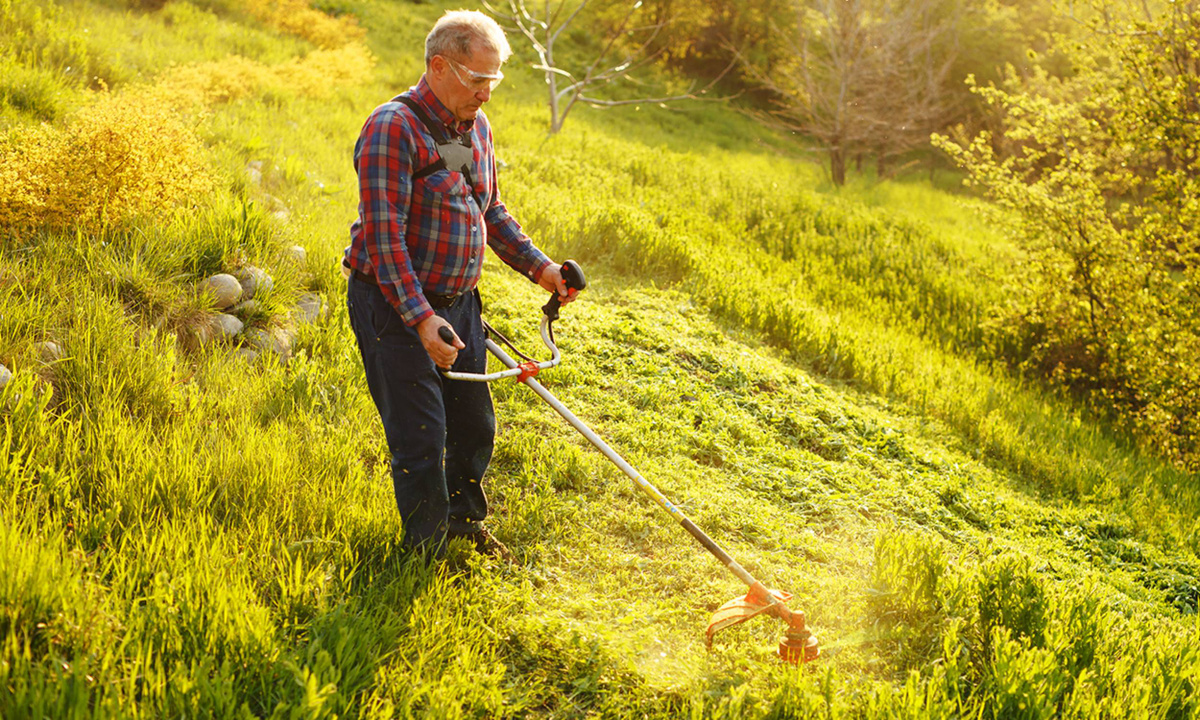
<box><xmin>706</xmin><ymin>585</ymin><xmax>791</xmax><ymax>643</ymax></box>
<box><xmin>706</xmin><ymin>584</ymin><xmax>819</xmax><ymax>663</ymax></box>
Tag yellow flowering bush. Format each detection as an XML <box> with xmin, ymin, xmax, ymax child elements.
<box><xmin>0</xmin><ymin>0</ymin><xmax>374</xmax><ymax>233</ymax></box>
<box><xmin>153</xmin><ymin>55</ymin><xmax>276</xmax><ymax>107</ymax></box>
<box><xmin>0</xmin><ymin>40</ymin><xmax>372</xmax><ymax>231</ymax></box>
<box><xmin>272</xmin><ymin>44</ymin><xmax>375</xmax><ymax>97</ymax></box>
<box><xmin>153</xmin><ymin>42</ymin><xmax>374</xmax><ymax>108</ymax></box>
<box><xmin>240</xmin><ymin>0</ymin><xmax>365</xmax><ymax>49</ymax></box>
<box><xmin>0</xmin><ymin>91</ymin><xmax>212</xmax><ymax>229</ymax></box>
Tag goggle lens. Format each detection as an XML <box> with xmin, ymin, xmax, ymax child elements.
<box><xmin>447</xmin><ymin>57</ymin><xmax>503</xmax><ymax>92</ymax></box>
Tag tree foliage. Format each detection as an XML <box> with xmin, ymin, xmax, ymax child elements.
<box><xmin>934</xmin><ymin>0</ymin><xmax>1200</xmax><ymax>468</ymax></box>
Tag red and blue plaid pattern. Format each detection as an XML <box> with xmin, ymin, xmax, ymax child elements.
<box><xmin>346</xmin><ymin>77</ymin><xmax>551</xmax><ymax>326</ymax></box>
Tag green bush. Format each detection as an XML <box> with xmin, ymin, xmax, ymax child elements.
<box><xmin>869</xmin><ymin>529</ymin><xmax>946</xmax><ymax>623</ymax></box>
<box><xmin>975</xmin><ymin>554</ymin><xmax>1048</xmax><ymax>662</ymax></box>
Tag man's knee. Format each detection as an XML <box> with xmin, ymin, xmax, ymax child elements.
<box><xmin>389</xmin><ymin>436</ymin><xmax>444</xmax><ymax>469</ymax></box>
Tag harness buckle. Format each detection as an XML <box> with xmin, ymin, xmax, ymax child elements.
<box><xmin>516</xmin><ymin>362</ymin><xmax>539</xmax><ymax>382</ymax></box>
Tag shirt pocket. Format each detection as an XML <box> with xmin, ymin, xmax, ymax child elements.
<box><xmin>420</xmin><ymin>169</ymin><xmax>471</xmax><ymax>198</ymax></box>
<box><xmin>413</xmin><ymin>168</ymin><xmax>480</xmax><ymax>244</ymax></box>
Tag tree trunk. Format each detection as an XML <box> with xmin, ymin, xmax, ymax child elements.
<box><xmin>831</xmin><ymin>147</ymin><xmax>846</xmax><ymax>186</ymax></box>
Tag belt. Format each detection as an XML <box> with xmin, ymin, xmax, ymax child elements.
<box><xmin>351</xmin><ymin>269</ymin><xmax>463</xmax><ymax>309</ymax></box>
<box><xmin>425</xmin><ymin>291</ymin><xmax>464</xmax><ymax>309</ymax></box>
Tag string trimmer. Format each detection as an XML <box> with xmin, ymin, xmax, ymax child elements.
<box><xmin>439</xmin><ymin>260</ymin><xmax>819</xmax><ymax>663</ymax></box>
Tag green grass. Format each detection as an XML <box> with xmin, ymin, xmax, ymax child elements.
<box><xmin>3</xmin><ymin>0</ymin><xmax>1200</xmax><ymax>717</ymax></box>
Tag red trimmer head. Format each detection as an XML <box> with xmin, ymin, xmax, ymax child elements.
<box><xmin>706</xmin><ymin>583</ymin><xmax>819</xmax><ymax>664</ymax></box>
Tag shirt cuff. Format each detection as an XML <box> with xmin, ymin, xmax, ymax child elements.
<box><xmin>529</xmin><ymin>258</ymin><xmax>553</xmax><ymax>284</ymax></box>
<box><xmin>396</xmin><ymin>293</ymin><xmax>435</xmax><ymax>327</ymax></box>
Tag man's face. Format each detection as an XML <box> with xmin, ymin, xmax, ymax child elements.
<box><xmin>430</xmin><ymin>43</ymin><xmax>503</xmax><ymax>123</ymax></box>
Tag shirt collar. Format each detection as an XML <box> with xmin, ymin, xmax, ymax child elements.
<box><xmin>411</xmin><ymin>76</ymin><xmax>476</xmax><ymax>136</ymax></box>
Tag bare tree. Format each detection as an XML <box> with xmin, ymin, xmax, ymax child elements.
<box><xmin>737</xmin><ymin>0</ymin><xmax>960</xmax><ymax>185</ymax></box>
<box><xmin>484</xmin><ymin>0</ymin><xmax>730</xmax><ymax>133</ymax></box>
<box><xmin>865</xmin><ymin>0</ymin><xmax>961</xmax><ymax>176</ymax></box>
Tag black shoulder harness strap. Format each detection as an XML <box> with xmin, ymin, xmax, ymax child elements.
<box><xmin>395</xmin><ymin>95</ymin><xmax>475</xmax><ymax>188</ymax></box>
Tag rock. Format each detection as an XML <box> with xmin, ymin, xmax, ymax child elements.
<box><xmin>0</xmin><ymin>364</ymin><xmax>11</xmax><ymax>390</ymax></box>
<box><xmin>210</xmin><ymin>313</ymin><xmax>244</xmax><ymax>340</ymax></box>
<box><xmin>293</xmin><ymin>292</ymin><xmax>324</xmax><ymax>324</ymax></box>
<box><xmin>244</xmin><ymin>327</ymin><xmax>293</xmax><ymax>362</ymax></box>
<box><xmin>271</xmin><ymin>209</ymin><xmax>290</xmax><ymax>224</ymax></box>
<box><xmin>242</xmin><ymin>328</ymin><xmax>269</xmax><ymax>354</ymax></box>
<box><xmin>246</xmin><ymin>160</ymin><xmax>263</xmax><ymax>186</ymax></box>
<box><xmin>236</xmin><ymin>347</ymin><xmax>260</xmax><ymax>363</ymax></box>
<box><xmin>235</xmin><ymin>266</ymin><xmax>274</xmax><ymax>300</ymax></box>
<box><xmin>203</xmin><ymin>273</ymin><xmax>243</xmax><ymax>310</ymax></box>
<box><xmin>38</xmin><ymin>341</ymin><xmax>63</xmax><ymax>363</ymax></box>
<box><xmin>287</xmin><ymin>245</ymin><xmax>307</xmax><ymax>264</ymax></box>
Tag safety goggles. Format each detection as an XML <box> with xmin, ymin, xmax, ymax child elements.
<box><xmin>444</xmin><ymin>56</ymin><xmax>504</xmax><ymax>93</ymax></box>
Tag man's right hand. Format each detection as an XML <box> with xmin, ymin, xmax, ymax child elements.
<box><xmin>417</xmin><ymin>315</ymin><xmax>464</xmax><ymax>369</ymax></box>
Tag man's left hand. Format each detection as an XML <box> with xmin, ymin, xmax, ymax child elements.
<box><xmin>538</xmin><ymin>263</ymin><xmax>578</xmax><ymax>305</ymax></box>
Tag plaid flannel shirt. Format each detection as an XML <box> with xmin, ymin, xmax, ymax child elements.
<box><xmin>346</xmin><ymin>77</ymin><xmax>551</xmax><ymax>326</ymax></box>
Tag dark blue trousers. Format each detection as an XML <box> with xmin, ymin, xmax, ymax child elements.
<box><xmin>347</xmin><ymin>277</ymin><xmax>494</xmax><ymax>549</ymax></box>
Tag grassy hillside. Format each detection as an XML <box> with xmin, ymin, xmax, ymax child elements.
<box><xmin>2</xmin><ymin>0</ymin><xmax>1199</xmax><ymax>717</ymax></box>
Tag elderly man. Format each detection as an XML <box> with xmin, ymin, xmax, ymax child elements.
<box><xmin>344</xmin><ymin>10</ymin><xmax>572</xmax><ymax>558</ymax></box>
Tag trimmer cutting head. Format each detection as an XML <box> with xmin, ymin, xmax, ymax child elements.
<box><xmin>706</xmin><ymin>583</ymin><xmax>820</xmax><ymax>664</ymax></box>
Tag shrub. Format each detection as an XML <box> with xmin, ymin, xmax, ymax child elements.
<box><xmin>191</xmin><ymin>0</ymin><xmax>366</xmax><ymax>49</ymax></box>
<box><xmin>251</xmin><ymin>0</ymin><xmax>366</xmax><ymax>49</ymax></box>
<box><xmin>0</xmin><ymin>90</ymin><xmax>212</xmax><ymax>230</ymax></box>
<box><xmin>152</xmin><ymin>42</ymin><xmax>375</xmax><ymax>108</ymax></box>
<box><xmin>869</xmin><ymin>528</ymin><xmax>946</xmax><ymax>623</ymax></box>
<box><xmin>934</xmin><ymin>3</ymin><xmax>1200</xmax><ymax>469</ymax></box>
<box><xmin>974</xmin><ymin>554</ymin><xmax>1047</xmax><ymax>663</ymax></box>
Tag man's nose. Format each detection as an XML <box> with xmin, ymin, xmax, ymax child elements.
<box><xmin>476</xmin><ymin>85</ymin><xmax>492</xmax><ymax>103</ymax></box>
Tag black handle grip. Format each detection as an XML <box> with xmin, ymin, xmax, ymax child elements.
<box><xmin>561</xmin><ymin>260</ymin><xmax>587</xmax><ymax>292</ymax></box>
<box><xmin>438</xmin><ymin>325</ymin><xmax>456</xmax><ymax>345</ymax></box>
<box><xmin>542</xmin><ymin>259</ymin><xmax>586</xmax><ymax>321</ymax></box>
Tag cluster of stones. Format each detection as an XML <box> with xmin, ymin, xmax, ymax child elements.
<box><xmin>195</xmin><ymin>245</ymin><xmax>327</xmax><ymax>362</ymax></box>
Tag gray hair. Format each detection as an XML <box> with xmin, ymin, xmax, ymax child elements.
<box><xmin>425</xmin><ymin>10</ymin><xmax>512</xmax><ymax>66</ymax></box>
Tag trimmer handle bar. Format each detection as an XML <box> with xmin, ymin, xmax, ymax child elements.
<box><xmin>437</xmin><ymin>259</ymin><xmax>585</xmax><ymax>383</ymax></box>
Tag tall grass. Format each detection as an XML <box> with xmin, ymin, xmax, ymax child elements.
<box><xmin>493</xmin><ymin>125</ymin><xmax>1197</xmax><ymax>551</ymax></box>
